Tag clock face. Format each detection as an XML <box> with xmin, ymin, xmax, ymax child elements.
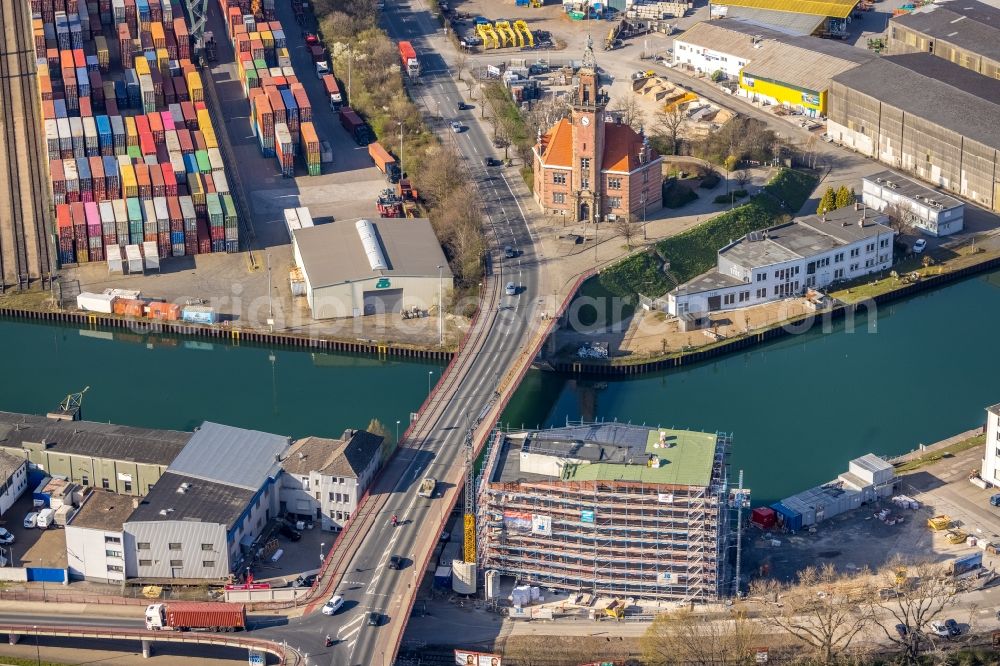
<box><xmin>580</xmin><ymin>116</ymin><xmax>591</xmax><ymax>126</ymax></box>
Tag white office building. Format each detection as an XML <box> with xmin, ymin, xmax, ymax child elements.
<box><xmin>672</xmin><ymin>20</ymin><xmax>761</xmax><ymax>79</ymax></box>
<box><xmin>981</xmin><ymin>404</ymin><xmax>1000</xmax><ymax>486</ymax></box>
<box><xmin>667</xmin><ymin>205</ymin><xmax>895</xmax><ymax>316</ymax></box>
<box><xmin>279</xmin><ymin>429</ymin><xmax>384</xmax><ymax>532</ymax></box>
<box><xmin>65</xmin><ymin>490</ymin><xmax>132</xmax><ymax>583</ymax></box>
<box><xmin>862</xmin><ymin>171</ymin><xmax>964</xmax><ymax>237</ymax></box>
<box><xmin>0</xmin><ymin>451</ymin><xmax>28</xmax><ymax>517</ymax></box>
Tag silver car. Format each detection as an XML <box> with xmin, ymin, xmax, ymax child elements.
<box><xmin>505</xmin><ymin>282</ymin><xmax>517</xmax><ymax>296</ymax></box>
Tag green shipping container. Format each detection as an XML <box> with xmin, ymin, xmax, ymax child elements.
<box><xmin>254</xmin><ymin>59</ymin><xmax>267</xmax><ymax>71</ymax></box>
<box><xmin>307</xmin><ymin>164</ymin><xmax>321</xmax><ymax>176</ymax></box>
<box><xmin>195</xmin><ymin>150</ymin><xmax>211</xmax><ymax>174</ymax></box>
<box><xmin>206</xmin><ymin>193</ymin><xmax>223</xmax><ymax>227</ymax></box>
<box><xmin>221</xmin><ymin>194</ymin><xmax>238</xmax><ymax>228</ymax></box>
<box><xmin>245</xmin><ymin>68</ymin><xmax>258</xmax><ymax>88</ymax></box>
<box><xmin>127</xmin><ymin>145</ymin><xmax>142</xmax><ymax>159</ymax></box>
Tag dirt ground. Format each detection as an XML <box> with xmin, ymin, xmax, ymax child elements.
<box><xmin>745</xmin><ymin>431</ymin><xmax>998</xmax><ymax>585</ymax></box>
<box><xmin>620</xmin><ymin>297</ymin><xmax>814</xmax><ymax>358</ymax></box>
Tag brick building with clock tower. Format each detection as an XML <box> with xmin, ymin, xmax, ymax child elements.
<box><xmin>532</xmin><ymin>38</ymin><xmax>663</xmax><ymax>224</ymax></box>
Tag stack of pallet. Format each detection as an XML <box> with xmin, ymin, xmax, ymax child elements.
<box><xmin>32</xmin><ymin>0</ymin><xmax>240</xmax><ymax>264</ymax></box>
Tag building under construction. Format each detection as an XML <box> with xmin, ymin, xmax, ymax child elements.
<box><xmin>477</xmin><ymin>422</ymin><xmax>735</xmax><ymax>602</ymax></box>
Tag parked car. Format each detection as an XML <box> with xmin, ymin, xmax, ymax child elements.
<box><xmin>483</xmin><ymin>157</ymin><xmax>499</xmax><ymax>167</ymax></box>
<box><xmin>457</xmin><ymin>101</ymin><xmax>466</xmax><ymax>111</ymax></box>
<box><xmin>505</xmin><ymin>282</ymin><xmax>517</xmax><ymax>296</ymax></box>
<box><xmin>913</xmin><ymin>239</ymin><xmax>927</xmax><ymax>253</ymax></box>
<box><xmin>367</xmin><ymin>611</ymin><xmax>382</xmax><ymax>626</ymax></box>
<box><xmin>990</xmin><ymin>493</ymin><xmax>1000</xmax><ymax>507</ymax></box>
<box><xmin>820</xmin><ymin>133</ymin><xmax>833</xmax><ymax>142</ymax></box>
<box><xmin>321</xmin><ymin>596</ymin><xmax>344</xmax><ymax>615</ymax></box>
<box><xmin>388</xmin><ymin>555</ymin><xmax>403</xmax><ymax>570</ymax></box>
<box><xmin>280</xmin><ymin>524</ymin><xmax>302</xmax><ymax>541</ymax></box>
<box><xmin>894</xmin><ymin>623</ymin><xmax>908</xmax><ymax>638</ymax></box>
<box><xmin>504</xmin><ymin>246</ymin><xmax>516</xmax><ymax>258</ymax></box>
<box><xmin>945</xmin><ymin>619</ymin><xmax>961</xmax><ymax>637</ymax></box>
<box><xmin>0</xmin><ymin>528</ymin><xmax>14</xmax><ymax>545</ymax></box>
<box><xmin>23</xmin><ymin>512</ymin><xmax>38</xmax><ymax>529</ymax></box>
<box><xmin>930</xmin><ymin>620</ymin><xmax>949</xmax><ymax>637</ymax></box>
<box><xmin>450</xmin><ymin>121</ymin><xmax>463</xmax><ymax>133</ymax></box>
<box><xmin>293</xmin><ymin>573</ymin><xmax>317</xmax><ymax>588</ymax></box>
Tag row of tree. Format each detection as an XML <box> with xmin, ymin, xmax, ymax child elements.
<box><xmin>642</xmin><ymin>560</ymin><xmax>968</xmax><ymax>666</ymax></box>
<box><xmin>818</xmin><ymin>186</ymin><xmax>857</xmax><ymax>215</ymax></box>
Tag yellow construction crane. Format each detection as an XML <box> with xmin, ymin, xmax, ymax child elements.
<box><xmin>463</xmin><ymin>428</ymin><xmax>476</xmax><ymax>564</ymax></box>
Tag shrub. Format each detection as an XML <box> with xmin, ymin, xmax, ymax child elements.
<box><xmin>698</xmin><ymin>171</ymin><xmax>721</xmax><ymax>189</ymax></box>
<box><xmin>598</xmin><ymin>252</ymin><xmax>669</xmax><ymax>298</ymax></box>
<box><xmin>712</xmin><ymin>190</ymin><xmax>748</xmax><ymax>204</ymax></box>
<box><xmin>662</xmin><ymin>182</ymin><xmax>698</xmax><ymax>209</ymax></box>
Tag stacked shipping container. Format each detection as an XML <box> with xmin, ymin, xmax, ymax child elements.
<box><xmin>33</xmin><ymin>0</ymin><xmax>240</xmax><ymax>264</ymax></box>
<box><xmin>221</xmin><ymin>1</ymin><xmax>321</xmax><ymax>177</ymax></box>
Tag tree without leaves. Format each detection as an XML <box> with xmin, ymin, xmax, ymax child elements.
<box><xmin>642</xmin><ymin>608</ymin><xmax>760</xmax><ymax>666</ymax></box>
<box><xmin>735</xmin><ymin>167</ymin><xmax>751</xmax><ymax>189</ymax></box>
<box><xmin>749</xmin><ymin>564</ymin><xmax>871</xmax><ymax>665</ymax></box>
<box><xmin>864</xmin><ymin>558</ymin><xmax>961</xmax><ymax>665</ymax></box>
<box><xmin>611</xmin><ymin>91</ymin><xmax>646</xmax><ymax>133</ymax></box>
<box><xmin>614</xmin><ymin>215</ymin><xmax>638</xmax><ymax>250</ymax></box>
<box><xmin>653</xmin><ymin>105</ymin><xmax>685</xmax><ymax>156</ymax></box>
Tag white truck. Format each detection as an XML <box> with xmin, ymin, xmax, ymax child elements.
<box><xmin>315</xmin><ymin>61</ymin><xmax>330</xmax><ymax>79</ymax></box>
<box><xmin>418</xmin><ymin>477</ymin><xmax>436</xmax><ymax>498</ymax></box>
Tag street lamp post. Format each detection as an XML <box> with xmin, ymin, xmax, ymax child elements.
<box><xmin>320</xmin><ymin>542</ymin><xmax>325</xmax><ymax>566</ymax></box>
<box><xmin>641</xmin><ymin>190</ymin><xmax>647</xmax><ymax>240</ymax></box>
<box><xmin>427</xmin><ymin>371</ymin><xmax>434</xmax><ymax>397</ymax></box>
<box><xmin>398</xmin><ymin>121</ymin><xmax>404</xmax><ymax>176</ymax></box>
<box><xmin>395</xmin><ymin>420</ymin><xmax>401</xmax><ymax>444</ymax></box>
<box><xmin>437</xmin><ymin>265</ymin><xmax>444</xmax><ymax>345</ymax></box>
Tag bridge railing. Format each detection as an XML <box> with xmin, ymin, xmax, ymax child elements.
<box><xmin>385</xmin><ymin>268</ymin><xmax>597</xmax><ymax>662</ymax></box>
<box><xmin>0</xmin><ymin>624</ymin><xmax>303</xmax><ymax>665</ymax></box>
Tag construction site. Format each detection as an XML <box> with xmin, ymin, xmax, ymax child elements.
<box><xmin>476</xmin><ymin>421</ymin><xmax>738</xmax><ymax>603</ymax></box>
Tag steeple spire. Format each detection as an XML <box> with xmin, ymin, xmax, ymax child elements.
<box><xmin>582</xmin><ymin>34</ymin><xmax>596</xmax><ymax>71</ymax></box>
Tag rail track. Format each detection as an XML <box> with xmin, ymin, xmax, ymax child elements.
<box><xmin>0</xmin><ymin>0</ymin><xmax>54</xmax><ymax>290</ymax></box>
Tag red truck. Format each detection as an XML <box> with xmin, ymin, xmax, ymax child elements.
<box><xmin>368</xmin><ymin>142</ymin><xmax>401</xmax><ymax>183</ymax></box>
<box><xmin>338</xmin><ymin>106</ymin><xmax>374</xmax><ymax>146</ymax></box>
<box><xmin>398</xmin><ymin>41</ymin><xmax>420</xmax><ymax>77</ymax></box>
<box><xmin>321</xmin><ymin>74</ymin><xmax>342</xmax><ymax>109</ymax></box>
<box><xmin>145</xmin><ymin>602</ymin><xmax>246</xmax><ymax>632</ymax></box>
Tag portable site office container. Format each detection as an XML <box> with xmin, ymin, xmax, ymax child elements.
<box><xmin>142</xmin><ymin>241</ymin><xmax>160</xmax><ymax>271</ymax></box>
<box><xmin>106</xmin><ymin>243</ymin><xmax>124</xmax><ymax>273</ymax></box>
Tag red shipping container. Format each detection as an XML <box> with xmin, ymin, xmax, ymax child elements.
<box><xmin>50</xmin><ymin>159</ymin><xmax>66</xmax><ymax>200</ymax></box>
<box><xmin>172</xmin><ymin>75</ymin><xmax>188</xmax><ymax>102</ymax></box>
<box><xmin>148</xmin><ymin>112</ymin><xmax>164</xmax><ymax>143</ymax></box>
<box><xmin>139</xmin><ymin>132</ymin><xmax>156</xmax><ymax>157</ymax></box>
<box><xmin>106</xmin><ymin>99</ymin><xmax>119</xmax><ymax>116</ymax></box>
<box><xmin>114</xmin><ymin>298</ymin><xmax>145</xmax><ymax>317</ymax></box>
<box><xmin>135</xmin><ymin>163</ymin><xmax>151</xmax><ymax>199</ymax></box>
<box><xmin>79</xmin><ymin>96</ymin><xmax>92</xmax><ymax>117</ymax></box>
<box><xmin>167</xmin><ymin>195</ymin><xmax>182</xmax><ymax>231</ymax></box>
<box><xmin>162</xmin><ymin>163</ymin><xmax>177</xmax><ymax>196</ymax></box>
<box><xmin>197</xmin><ymin>219</ymin><xmax>212</xmax><ymax>254</ymax></box>
<box><xmin>751</xmin><ymin>507</ymin><xmax>777</xmax><ymax>529</ymax></box>
<box><xmin>150</xmin><ymin>163</ymin><xmax>164</xmax><ymax>197</ymax></box>
<box><xmin>135</xmin><ymin>114</ymin><xmax>150</xmax><ymax>137</ymax></box>
<box><xmin>177</xmin><ymin>128</ymin><xmax>193</xmax><ymax>154</ymax></box>
<box><xmin>192</xmin><ymin>130</ymin><xmax>206</xmax><ymax>152</ymax></box>
<box><xmin>203</xmin><ymin>172</ymin><xmax>215</xmax><ymax>194</ymax></box>
<box><xmin>181</xmin><ymin>101</ymin><xmax>197</xmax><ymax>130</ymax></box>
<box><xmin>90</xmin><ymin>156</ymin><xmax>106</xmax><ymax>201</ymax></box>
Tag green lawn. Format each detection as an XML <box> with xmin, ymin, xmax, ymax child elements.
<box><xmin>594</xmin><ymin>168</ymin><xmax>818</xmax><ymax>300</ymax></box>
<box><xmin>569</xmin><ymin>277</ymin><xmax>637</xmax><ymax>331</ymax></box>
<box><xmin>894</xmin><ymin>434</ymin><xmax>985</xmax><ymax>474</ymax></box>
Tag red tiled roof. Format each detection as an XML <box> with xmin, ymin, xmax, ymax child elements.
<box><xmin>538</xmin><ymin>118</ymin><xmax>573</xmax><ymax>168</ymax></box>
<box><xmin>602</xmin><ymin>122</ymin><xmax>653</xmax><ymax>173</ymax></box>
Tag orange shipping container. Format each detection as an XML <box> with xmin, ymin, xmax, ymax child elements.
<box><xmin>114</xmin><ymin>298</ymin><xmax>146</xmax><ymax>317</ymax></box>
<box><xmin>147</xmin><ymin>301</ymin><xmax>181</xmax><ymax>320</ymax></box>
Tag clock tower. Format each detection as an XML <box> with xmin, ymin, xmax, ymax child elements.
<box><xmin>570</xmin><ymin>35</ymin><xmax>607</xmax><ymax>224</ymax></box>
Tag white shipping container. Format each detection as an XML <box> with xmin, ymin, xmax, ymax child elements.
<box><xmin>207</xmin><ymin>147</ymin><xmax>225</xmax><ymax>173</ymax></box>
<box><xmin>142</xmin><ymin>241</ymin><xmax>160</xmax><ymax>271</ymax></box>
<box><xmin>168</xmin><ymin>103</ymin><xmax>184</xmax><ymax>124</ymax></box>
<box><xmin>213</xmin><ymin>172</ymin><xmax>229</xmax><ymax>194</ymax></box>
<box><xmin>45</xmin><ymin>119</ymin><xmax>60</xmax><ymax>155</ymax></box>
<box><xmin>83</xmin><ymin>116</ymin><xmax>98</xmax><ymax>147</ymax></box>
<box><xmin>296</xmin><ymin>207</ymin><xmax>313</xmax><ymax>228</ymax></box>
<box><xmin>112</xmin><ymin>199</ymin><xmax>128</xmax><ymax>224</ymax></box>
<box><xmin>99</xmin><ymin>201</ymin><xmax>115</xmax><ymax>225</ymax></box>
<box><xmin>170</xmin><ymin>152</ymin><xmax>187</xmax><ymax>182</ymax></box>
<box><xmin>77</xmin><ymin>291</ymin><xmax>117</xmax><ymax>313</ymax></box>
<box><xmin>284</xmin><ymin>208</ymin><xmax>301</xmax><ymax>238</ymax></box>
<box><xmin>125</xmin><ymin>244</ymin><xmax>144</xmax><ymax>273</ymax></box>
<box><xmin>63</xmin><ymin>159</ymin><xmax>79</xmax><ymax>190</ymax></box>
<box><xmin>165</xmin><ymin>129</ymin><xmax>180</xmax><ymax>153</ymax></box>
<box><xmin>57</xmin><ymin>117</ymin><xmax>72</xmax><ymax>148</ymax></box>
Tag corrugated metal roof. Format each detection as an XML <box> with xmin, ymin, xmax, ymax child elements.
<box><xmin>725</xmin><ymin>6</ymin><xmax>827</xmax><ymax>34</ymax></box>
<box><xmin>0</xmin><ymin>450</ymin><xmax>24</xmax><ymax>483</ymax></box>
<box><xmin>168</xmin><ymin>422</ymin><xmax>289</xmax><ymax>491</ymax></box>
<box><xmin>741</xmin><ymin>37</ymin><xmax>874</xmax><ymax>92</ymax></box>
<box><xmin>713</xmin><ymin>0</ymin><xmax>857</xmax><ymax>19</ymax></box>
<box><xmin>293</xmin><ymin>218</ymin><xmax>453</xmax><ymax>289</ymax></box>
<box><xmin>891</xmin><ymin>0</ymin><xmax>1000</xmax><ymax>62</ymax></box>
<box><xmin>0</xmin><ymin>411</ymin><xmax>190</xmax><ymax>466</ymax></box>
<box><xmin>831</xmin><ymin>53</ymin><xmax>1000</xmax><ymax>149</ymax></box>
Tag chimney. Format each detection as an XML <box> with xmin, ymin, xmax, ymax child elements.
<box><xmin>132</xmin><ymin>497</ymin><xmax>139</xmax><ymax>509</ymax></box>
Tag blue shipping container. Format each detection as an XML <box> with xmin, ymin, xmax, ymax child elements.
<box><xmin>181</xmin><ymin>306</ymin><xmax>217</xmax><ymax>324</ymax></box>
<box><xmin>170</xmin><ymin>231</ymin><xmax>185</xmax><ymax>244</ymax></box>
<box><xmin>54</xmin><ymin>99</ymin><xmax>67</xmax><ymax>118</ymax></box>
<box><xmin>770</xmin><ymin>502</ymin><xmax>803</xmax><ymax>532</ymax></box>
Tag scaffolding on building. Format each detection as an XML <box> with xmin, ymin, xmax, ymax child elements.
<box><xmin>477</xmin><ymin>423</ymin><xmax>734</xmax><ymax>603</ymax></box>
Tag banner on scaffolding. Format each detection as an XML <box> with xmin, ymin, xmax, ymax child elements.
<box><xmin>531</xmin><ymin>514</ymin><xmax>551</xmax><ymax>535</ymax></box>
<box><xmin>503</xmin><ymin>511</ymin><xmax>532</xmax><ymax>533</ymax></box>
<box><xmin>657</xmin><ymin>493</ymin><xmax>674</xmax><ymax>503</ymax></box>
<box><xmin>455</xmin><ymin>650</ymin><xmax>502</xmax><ymax>666</ymax></box>
<box><xmin>658</xmin><ymin>571</ymin><xmax>675</xmax><ymax>584</ymax></box>
<box><xmin>580</xmin><ymin>510</ymin><xmax>595</xmax><ymax>523</ymax></box>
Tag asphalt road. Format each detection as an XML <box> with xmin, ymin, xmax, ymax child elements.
<box><xmin>251</xmin><ymin>1</ymin><xmax>543</xmax><ymax>665</ymax></box>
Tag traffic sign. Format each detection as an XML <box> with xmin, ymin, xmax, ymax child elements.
<box><xmin>248</xmin><ymin>650</ymin><xmax>265</xmax><ymax>666</ymax></box>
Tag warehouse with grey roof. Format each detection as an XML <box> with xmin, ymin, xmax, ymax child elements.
<box><xmin>292</xmin><ymin>218</ymin><xmax>453</xmax><ymax>319</ymax></box>
<box><xmin>827</xmin><ymin>53</ymin><xmax>1000</xmax><ymax>212</ymax></box>
<box><xmin>123</xmin><ymin>422</ymin><xmax>290</xmax><ymax>581</ymax></box>
<box><xmin>888</xmin><ymin>0</ymin><xmax>1000</xmax><ymax>79</ymax></box>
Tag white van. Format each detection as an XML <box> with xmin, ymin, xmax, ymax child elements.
<box><xmin>36</xmin><ymin>507</ymin><xmax>55</xmax><ymax>529</ymax></box>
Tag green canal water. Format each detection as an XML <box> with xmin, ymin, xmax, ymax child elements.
<box><xmin>3</xmin><ymin>268</ymin><xmax>1000</xmax><ymax>505</ymax></box>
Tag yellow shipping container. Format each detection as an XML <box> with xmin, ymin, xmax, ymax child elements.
<box><xmin>249</xmin><ymin>31</ymin><xmax>260</xmax><ymax>42</ymax></box>
<box><xmin>261</xmin><ymin>31</ymin><xmax>274</xmax><ymax>49</ymax></box>
<box><xmin>202</xmin><ymin>127</ymin><xmax>218</xmax><ymax>149</ymax></box>
<box><xmin>187</xmin><ymin>71</ymin><xmax>204</xmax><ymax>103</ymax></box>
<box><xmin>189</xmin><ymin>172</ymin><xmax>205</xmax><ymax>206</ymax></box>
<box><xmin>156</xmin><ymin>47</ymin><xmax>170</xmax><ymax>75</ymax></box>
<box><xmin>134</xmin><ymin>55</ymin><xmax>150</xmax><ymax>76</ymax></box>
<box><xmin>150</xmin><ymin>22</ymin><xmax>165</xmax><ymax>45</ymax></box>
<box><xmin>120</xmin><ymin>163</ymin><xmax>138</xmax><ymax>198</ymax></box>
<box><xmin>125</xmin><ymin>116</ymin><xmax>138</xmax><ymax>146</ymax></box>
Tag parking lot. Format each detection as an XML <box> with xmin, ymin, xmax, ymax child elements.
<box><xmin>0</xmin><ymin>492</ymin><xmax>68</xmax><ymax>569</ymax></box>
<box><xmin>249</xmin><ymin>519</ymin><xmax>332</xmax><ymax>587</ymax></box>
